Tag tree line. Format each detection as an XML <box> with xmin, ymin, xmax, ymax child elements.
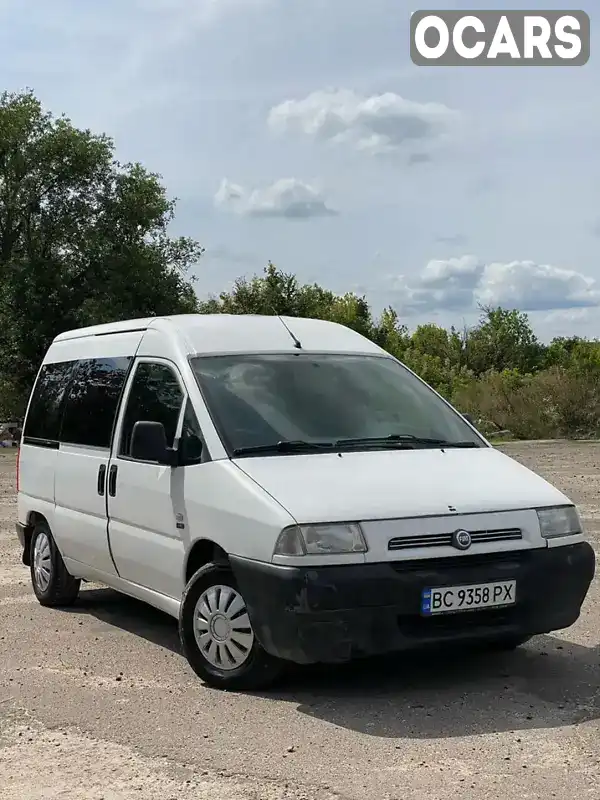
<box><xmin>198</xmin><ymin>263</ymin><xmax>600</xmax><ymax>440</ymax></box>
<box><xmin>1</xmin><ymin>89</ymin><xmax>598</xmax><ymax>440</ymax></box>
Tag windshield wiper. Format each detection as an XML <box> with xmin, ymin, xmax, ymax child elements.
<box><xmin>334</xmin><ymin>435</ymin><xmax>415</xmax><ymax>450</ymax></box>
<box><xmin>334</xmin><ymin>434</ymin><xmax>480</xmax><ymax>449</ymax></box>
<box><xmin>233</xmin><ymin>440</ymin><xmax>335</xmax><ymax>456</ymax></box>
<box><xmin>233</xmin><ymin>435</ymin><xmax>481</xmax><ymax>457</ymax></box>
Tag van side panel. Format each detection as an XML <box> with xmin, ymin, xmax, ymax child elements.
<box><xmin>54</xmin><ymin>442</ymin><xmax>119</xmax><ymax>574</ymax></box>
<box><xmin>18</xmin><ymin>443</ymin><xmax>59</xmax><ymax>534</ymax></box>
<box><xmin>21</xmin><ymin>332</ymin><xmax>144</xmax><ymax>572</ymax></box>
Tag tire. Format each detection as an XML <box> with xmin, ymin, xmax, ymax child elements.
<box><xmin>179</xmin><ymin>562</ymin><xmax>283</xmax><ymax>691</ymax></box>
<box><xmin>29</xmin><ymin>521</ymin><xmax>81</xmax><ymax>607</ymax></box>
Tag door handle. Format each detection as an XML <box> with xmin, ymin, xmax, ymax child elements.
<box><xmin>108</xmin><ymin>464</ymin><xmax>118</xmax><ymax>497</ymax></box>
<box><xmin>97</xmin><ymin>464</ymin><xmax>107</xmax><ymax>495</ymax></box>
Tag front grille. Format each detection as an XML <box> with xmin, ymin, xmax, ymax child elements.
<box><xmin>388</xmin><ymin>527</ymin><xmax>522</xmax><ymax>551</ymax></box>
<box><xmin>390</xmin><ymin>550</ymin><xmax>532</xmax><ymax>573</ymax></box>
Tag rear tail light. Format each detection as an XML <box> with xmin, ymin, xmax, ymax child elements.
<box><xmin>16</xmin><ymin>446</ymin><xmax>20</xmax><ymax>493</ymax></box>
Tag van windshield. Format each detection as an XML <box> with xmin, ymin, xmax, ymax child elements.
<box><xmin>190</xmin><ymin>352</ymin><xmax>485</xmax><ymax>457</ymax></box>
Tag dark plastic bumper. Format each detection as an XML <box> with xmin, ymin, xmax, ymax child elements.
<box><xmin>230</xmin><ymin>542</ymin><xmax>596</xmax><ymax>665</ymax></box>
<box><xmin>16</xmin><ymin>522</ymin><xmax>30</xmax><ymax>565</ymax></box>
<box><xmin>16</xmin><ymin>521</ymin><xmax>26</xmax><ymax>549</ymax></box>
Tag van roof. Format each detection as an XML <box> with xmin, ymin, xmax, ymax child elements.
<box><xmin>52</xmin><ymin>314</ymin><xmax>383</xmax><ymax>356</ymax></box>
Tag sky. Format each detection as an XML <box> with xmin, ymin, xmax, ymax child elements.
<box><xmin>0</xmin><ymin>0</ymin><xmax>598</xmax><ymax>341</ymax></box>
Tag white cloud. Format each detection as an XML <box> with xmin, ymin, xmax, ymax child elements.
<box><xmin>214</xmin><ymin>178</ymin><xmax>338</xmax><ymax>219</ymax></box>
<box><xmin>268</xmin><ymin>88</ymin><xmax>458</xmax><ymax>158</ymax></box>
<box><xmin>542</xmin><ymin>308</ymin><xmax>592</xmax><ymax>324</ymax></box>
<box><xmin>475</xmin><ymin>261</ymin><xmax>600</xmax><ymax>311</ymax></box>
<box><xmin>388</xmin><ymin>256</ymin><xmax>600</xmax><ymax>315</ymax></box>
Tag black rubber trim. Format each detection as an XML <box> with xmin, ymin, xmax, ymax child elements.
<box><xmin>16</xmin><ymin>522</ymin><xmax>26</xmax><ymax>548</ymax></box>
<box><xmin>17</xmin><ymin>521</ymin><xmax>33</xmax><ymax>566</ymax></box>
<box><xmin>93</xmin><ymin>328</ymin><xmax>148</xmax><ymax>337</ymax></box>
<box><xmin>21</xmin><ymin>437</ymin><xmax>60</xmax><ymax>450</ymax></box>
<box><xmin>229</xmin><ymin>543</ymin><xmax>596</xmax><ymax>665</ymax></box>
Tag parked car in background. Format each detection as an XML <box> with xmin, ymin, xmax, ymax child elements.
<box><xmin>0</xmin><ymin>420</ymin><xmax>22</xmax><ymax>447</ymax></box>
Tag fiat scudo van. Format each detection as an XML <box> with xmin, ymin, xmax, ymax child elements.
<box><xmin>15</xmin><ymin>314</ymin><xmax>595</xmax><ymax>689</ymax></box>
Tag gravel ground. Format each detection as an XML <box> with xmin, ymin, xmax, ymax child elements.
<box><xmin>1</xmin><ymin>442</ymin><xmax>599</xmax><ymax>799</ymax></box>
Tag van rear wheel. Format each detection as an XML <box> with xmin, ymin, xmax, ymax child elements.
<box><xmin>179</xmin><ymin>562</ymin><xmax>283</xmax><ymax>691</ymax></box>
<box><xmin>29</xmin><ymin>522</ymin><xmax>80</xmax><ymax>607</ymax></box>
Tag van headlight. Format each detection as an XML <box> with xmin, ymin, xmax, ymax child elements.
<box><xmin>537</xmin><ymin>505</ymin><xmax>582</xmax><ymax>539</ymax></box>
<box><xmin>273</xmin><ymin>523</ymin><xmax>368</xmax><ymax>556</ymax></box>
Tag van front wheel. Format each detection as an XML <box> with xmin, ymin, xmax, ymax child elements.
<box><xmin>29</xmin><ymin>522</ymin><xmax>80</xmax><ymax>607</ymax></box>
<box><xmin>179</xmin><ymin>562</ymin><xmax>283</xmax><ymax>691</ymax></box>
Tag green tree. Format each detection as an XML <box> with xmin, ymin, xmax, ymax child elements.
<box><xmin>199</xmin><ymin>261</ymin><xmax>376</xmax><ymax>338</ymax></box>
<box><xmin>464</xmin><ymin>306</ymin><xmax>545</xmax><ymax>375</ymax></box>
<box><xmin>370</xmin><ymin>306</ymin><xmax>410</xmax><ymax>359</ymax></box>
<box><xmin>564</xmin><ymin>339</ymin><xmax>600</xmax><ymax>373</ymax></box>
<box><xmin>409</xmin><ymin>323</ymin><xmax>457</xmax><ymax>364</ymax></box>
<box><xmin>0</xmin><ymin>89</ymin><xmax>202</xmax><ymax>414</ymax></box>
<box><xmin>542</xmin><ymin>335</ymin><xmax>584</xmax><ymax>368</ymax></box>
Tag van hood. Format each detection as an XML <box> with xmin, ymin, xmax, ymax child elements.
<box><xmin>233</xmin><ymin>446</ymin><xmax>570</xmax><ymax>523</ymax></box>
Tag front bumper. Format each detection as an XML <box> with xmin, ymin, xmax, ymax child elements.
<box><xmin>230</xmin><ymin>543</ymin><xmax>596</xmax><ymax>664</ymax></box>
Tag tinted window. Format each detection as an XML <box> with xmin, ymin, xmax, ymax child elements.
<box><xmin>119</xmin><ymin>363</ymin><xmax>184</xmax><ymax>458</ymax></box>
<box><xmin>191</xmin><ymin>353</ymin><xmax>484</xmax><ymax>455</ymax></box>
<box><xmin>60</xmin><ymin>357</ymin><xmax>132</xmax><ymax>448</ymax></box>
<box><xmin>23</xmin><ymin>361</ymin><xmax>76</xmax><ymax>441</ymax></box>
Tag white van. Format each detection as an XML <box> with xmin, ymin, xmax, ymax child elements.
<box><xmin>16</xmin><ymin>314</ymin><xmax>595</xmax><ymax>689</ymax></box>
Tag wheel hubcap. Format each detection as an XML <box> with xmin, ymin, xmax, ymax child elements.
<box><xmin>33</xmin><ymin>532</ymin><xmax>52</xmax><ymax>592</ymax></box>
<box><xmin>193</xmin><ymin>584</ymin><xmax>254</xmax><ymax>671</ymax></box>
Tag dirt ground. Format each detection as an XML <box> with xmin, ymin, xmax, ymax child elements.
<box><xmin>1</xmin><ymin>442</ymin><xmax>599</xmax><ymax>800</ymax></box>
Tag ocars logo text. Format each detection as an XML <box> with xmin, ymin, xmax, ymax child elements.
<box><xmin>410</xmin><ymin>10</ymin><xmax>590</xmax><ymax>66</ymax></box>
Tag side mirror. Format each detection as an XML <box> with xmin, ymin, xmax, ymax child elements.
<box><xmin>462</xmin><ymin>413</ymin><xmax>476</xmax><ymax>427</ymax></box>
<box><xmin>130</xmin><ymin>421</ymin><xmax>177</xmax><ymax>466</ymax></box>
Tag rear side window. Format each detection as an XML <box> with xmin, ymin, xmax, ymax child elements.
<box><xmin>23</xmin><ymin>361</ymin><xmax>76</xmax><ymax>442</ymax></box>
<box><xmin>60</xmin><ymin>357</ymin><xmax>132</xmax><ymax>448</ymax></box>
<box><xmin>119</xmin><ymin>362</ymin><xmax>184</xmax><ymax>457</ymax></box>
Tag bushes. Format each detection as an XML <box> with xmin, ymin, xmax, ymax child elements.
<box><xmin>454</xmin><ymin>370</ymin><xmax>554</xmax><ymax>439</ymax></box>
<box><xmin>454</xmin><ymin>366</ymin><xmax>600</xmax><ymax>440</ymax></box>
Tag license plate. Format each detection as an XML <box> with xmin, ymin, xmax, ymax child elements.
<box><xmin>421</xmin><ymin>580</ymin><xmax>517</xmax><ymax>616</ymax></box>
